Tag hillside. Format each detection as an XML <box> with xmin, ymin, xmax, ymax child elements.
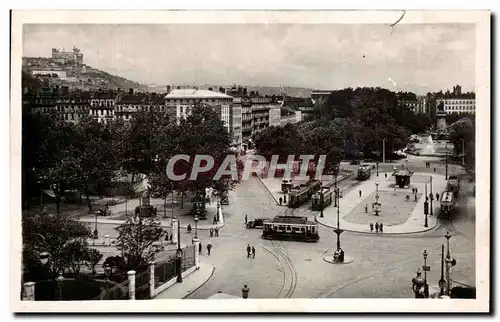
<box><xmin>22</xmin><ymin>57</ymin><xmax>148</xmax><ymax>92</ymax></box>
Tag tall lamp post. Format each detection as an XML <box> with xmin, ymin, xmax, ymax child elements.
<box><xmin>445</xmin><ymin>231</ymin><xmax>457</xmax><ymax>296</ymax></box>
<box><xmin>422</xmin><ymin>250</ymin><xmax>430</xmax><ymax>298</ymax></box>
<box><xmin>460</xmin><ymin>138</ymin><xmax>465</xmax><ymax>167</ymax></box>
<box><xmin>333</xmin><ymin>187</ymin><xmax>344</xmax><ymax>262</ymax></box>
<box><xmin>445</xmin><ymin>148</ymin><xmax>449</xmax><ymax>180</ymax></box>
<box><xmin>319</xmin><ymin>188</ymin><xmax>324</xmax><ymax>218</ymax></box>
<box><xmin>170</xmin><ymin>182</ymin><xmax>175</xmax><ymax>241</ymax></box>
<box><xmin>382</xmin><ymin>138</ymin><xmax>388</xmax><ymax>164</ymax></box>
<box><xmin>429</xmin><ymin>176</ymin><xmax>434</xmax><ymax>216</ymax></box>
<box><xmin>438</xmin><ymin>244</ymin><xmax>446</xmax><ymax>296</ymax></box>
<box><xmin>194</xmin><ymin>215</ymin><xmax>199</xmax><ymax>239</ymax></box>
<box><xmin>176</xmin><ymin>220</ymin><xmax>183</xmax><ymax>283</ymax></box>
<box><xmin>93</xmin><ymin>210</ymin><xmax>99</xmax><ymax>240</ymax></box>
<box><xmin>104</xmin><ymin>263</ymin><xmax>111</xmax><ymax>296</ymax></box>
<box><xmin>424</xmin><ymin>183</ymin><xmax>429</xmax><ymax>227</ymax></box>
<box><xmin>373</xmin><ymin>182</ymin><xmax>381</xmax><ymax>216</ymax></box>
<box><xmin>334</xmin><ymin>165</ymin><xmax>339</xmax><ymax>207</ymax></box>
<box><xmin>56</xmin><ymin>272</ymin><xmax>64</xmax><ymax>301</ymax></box>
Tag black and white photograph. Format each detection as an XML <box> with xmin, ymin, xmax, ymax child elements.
<box><xmin>10</xmin><ymin>10</ymin><xmax>490</xmax><ymax>313</ymax></box>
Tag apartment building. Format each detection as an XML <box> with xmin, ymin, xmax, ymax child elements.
<box><xmin>436</xmin><ymin>98</ymin><xmax>476</xmax><ymax>115</ymax></box>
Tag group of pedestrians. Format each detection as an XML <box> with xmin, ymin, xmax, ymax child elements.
<box><xmin>199</xmin><ymin>240</ymin><xmax>213</xmax><ymax>256</ymax></box>
<box><xmin>209</xmin><ymin>227</ymin><xmax>220</xmax><ymax>237</ymax></box>
<box><xmin>369</xmin><ymin>222</ymin><xmax>384</xmax><ymax>233</ymax></box>
<box><xmin>246</xmin><ymin>244</ymin><xmax>256</xmax><ymax>258</ymax></box>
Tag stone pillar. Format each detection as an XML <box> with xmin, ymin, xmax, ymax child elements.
<box><xmin>149</xmin><ymin>262</ymin><xmax>155</xmax><ymax>299</ymax></box>
<box><xmin>104</xmin><ymin>235</ymin><xmax>110</xmax><ymax>246</ymax></box>
<box><xmin>171</xmin><ymin>219</ymin><xmax>179</xmax><ymax>245</ymax></box>
<box><xmin>192</xmin><ymin>238</ymin><xmax>200</xmax><ymax>269</ymax></box>
<box><xmin>127</xmin><ymin>270</ymin><xmax>136</xmax><ymax>300</ymax></box>
<box><xmin>23</xmin><ymin>282</ymin><xmax>35</xmax><ymax>301</ymax></box>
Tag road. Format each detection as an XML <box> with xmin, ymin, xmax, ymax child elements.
<box><xmin>187</xmin><ymin>153</ymin><xmax>476</xmax><ymax>299</ymax></box>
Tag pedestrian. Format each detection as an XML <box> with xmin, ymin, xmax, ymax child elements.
<box><xmin>433</xmin><ymin>168</ymin><xmax>436</xmax><ymax>172</ymax></box>
<box><xmin>165</xmin><ymin>231</ymin><xmax>169</xmax><ymax>242</ymax></box>
<box><xmin>406</xmin><ymin>195</ymin><xmax>410</xmax><ymax>202</ymax></box>
<box><xmin>414</xmin><ymin>194</ymin><xmax>418</xmax><ymax>202</ymax></box>
<box><xmin>385</xmin><ymin>173</ymin><xmax>387</xmax><ymax>178</ymax></box>
<box><xmin>251</xmin><ymin>246</ymin><xmax>256</xmax><ymax>258</ymax></box>
<box><xmin>416</xmin><ymin>188</ymin><xmax>418</xmax><ymax>194</ymax></box>
<box><xmin>375</xmin><ymin>222</ymin><xmax>379</xmax><ymax>233</ymax></box>
<box><xmin>207</xmin><ymin>241</ymin><xmax>212</xmax><ymax>255</ymax></box>
<box><xmin>246</xmin><ymin>244</ymin><xmax>251</xmax><ymax>258</ymax></box>
<box><xmin>370</xmin><ymin>223</ymin><xmax>374</xmax><ymax>232</ymax></box>
<box><xmin>436</xmin><ymin>193</ymin><xmax>440</xmax><ymax>201</ymax></box>
<box><xmin>210</xmin><ymin>228</ymin><xmax>213</xmax><ymax>237</ymax></box>
<box><xmin>279</xmin><ymin>197</ymin><xmax>283</xmax><ymax>205</ymax></box>
<box><xmin>245</xmin><ymin>214</ymin><xmax>248</xmax><ymax>225</ymax></box>
<box><xmin>213</xmin><ymin>215</ymin><xmax>217</xmax><ymax>225</ymax></box>
<box><xmin>215</xmin><ymin>227</ymin><xmax>219</xmax><ymax>237</ymax></box>
<box><xmin>359</xmin><ymin>190</ymin><xmax>362</xmax><ymax>198</ymax></box>
<box><xmin>393</xmin><ymin>187</ymin><xmax>397</xmax><ymax>195</ymax></box>
<box><xmin>199</xmin><ymin>242</ymin><xmax>202</xmax><ymax>254</ymax></box>
<box><xmin>379</xmin><ymin>223</ymin><xmax>384</xmax><ymax>233</ymax></box>
<box><xmin>365</xmin><ymin>204</ymin><xmax>368</xmax><ymax>213</ymax></box>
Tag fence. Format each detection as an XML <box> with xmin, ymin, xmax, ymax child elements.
<box><xmin>153</xmin><ymin>245</ymin><xmax>196</xmax><ymax>288</ymax></box>
<box><xmin>135</xmin><ymin>270</ymin><xmax>151</xmax><ymax>299</ymax></box>
<box><xmin>92</xmin><ymin>279</ymin><xmax>129</xmax><ymax>300</ymax></box>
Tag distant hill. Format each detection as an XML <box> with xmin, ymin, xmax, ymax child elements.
<box><xmin>22</xmin><ymin>57</ymin><xmax>149</xmax><ymax>92</ymax></box>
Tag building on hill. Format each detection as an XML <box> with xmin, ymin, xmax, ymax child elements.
<box><xmin>52</xmin><ymin>47</ymin><xmax>83</xmax><ymax>65</ymax></box>
<box><xmin>89</xmin><ymin>89</ymin><xmax>118</xmax><ymax>124</ymax></box>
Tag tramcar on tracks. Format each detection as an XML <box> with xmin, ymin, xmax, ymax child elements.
<box><xmin>288</xmin><ymin>180</ymin><xmax>322</xmax><ymax>208</ymax></box>
<box><xmin>440</xmin><ymin>191</ymin><xmax>456</xmax><ymax>217</ymax></box>
<box><xmin>311</xmin><ymin>187</ymin><xmax>333</xmax><ymax>210</ymax></box>
<box><xmin>262</xmin><ymin>216</ymin><xmax>320</xmax><ymax>242</ymax></box>
<box><xmin>357</xmin><ymin>165</ymin><xmax>372</xmax><ymax>181</ymax></box>
<box><xmin>447</xmin><ymin>175</ymin><xmax>460</xmax><ymax>197</ymax></box>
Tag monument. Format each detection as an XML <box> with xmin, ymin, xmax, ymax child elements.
<box><xmin>436</xmin><ymin>101</ymin><xmax>447</xmax><ymax>132</ymax></box>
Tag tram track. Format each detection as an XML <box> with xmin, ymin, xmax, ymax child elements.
<box><xmin>269</xmin><ymin>240</ymin><xmax>298</xmax><ymax>298</ymax></box>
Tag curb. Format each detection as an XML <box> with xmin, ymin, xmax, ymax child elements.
<box><xmin>314</xmin><ymin>214</ymin><xmax>440</xmax><ymax>236</ymax></box>
<box><xmin>181</xmin><ymin>265</ymin><xmax>216</xmax><ymax>299</ymax></box>
<box><xmin>254</xmin><ymin>175</ymin><xmax>281</xmax><ymax>206</ymax></box>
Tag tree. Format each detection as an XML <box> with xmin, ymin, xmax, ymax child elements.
<box><xmin>85</xmin><ymin>248</ymin><xmax>103</xmax><ymax>275</ymax></box>
<box><xmin>22</xmin><ymin>212</ymin><xmax>93</xmax><ymax>278</ymax></box>
<box><xmin>115</xmin><ymin>216</ymin><xmax>165</xmax><ymax>270</ymax></box>
<box><xmin>448</xmin><ymin>119</ymin><xmax>475</xmax><ymax>171</ymax></box>
<box><xmin>73</xmin><ymin>116</ymin><xmax>117</xmax><ymax>213</ymax></box>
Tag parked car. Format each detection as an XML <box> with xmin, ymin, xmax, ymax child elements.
<box><xmin>246</xmin><ymin>218</ymin><xmax>268</xmax><ymax>229</ymax></box>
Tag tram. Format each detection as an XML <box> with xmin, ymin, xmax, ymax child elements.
<box><xmin>440</xmin><ymin>191</ymin><xmax>456</xmax><ymax>217</ymax></box>
<box><xmin>447</xmin><ymin>175</ymin><xmax>460</xmax><ymax>197</ymax></box>
<box><xmin>357</xmin><ymin>165</ymin><xmax>372</xmax><ymax>181</ymax></box>
<box><xmin>262</xmin><ymin>216</ymin><xmax>320</xmax><ymax>242</ymax></box>
<box><xmin>281</xmin><ymin>179</ymin><xmax>293</xmax><ymax>193</ymax></box>
<box><xmin>311</xmin><ymin>187</ymin><xmax>333</xmax><ymax>210</ymax></box>
<box><xmin>288</xmin><ymin>180</ymin><xmax>322</xmax><ymax>208</ymax></box>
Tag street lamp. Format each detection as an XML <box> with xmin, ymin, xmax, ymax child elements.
<box><xmin>320</xmin><ymin>188</ymin><xmax>324</xmax><ymax>218</ymax></box>
<box><xmin>411</xmin><ymin>269</ymin><xmax>425</xmax><ymax>298</ymax></box>
<box><xmin>104</xmin><ymin>263</ymin><xmax>112</xmax><ymax>296</ymax></box>
<box><xmin>334</xmin><ymin>165</ymin><xmax>339</xmax><ymax>207</ymax></box>
<box><xmin>445</xmin><ymin>231</ymin><xmax>457</xmax><ymax>296</ymax></box>
<box><xmin>438</xmin><ymin>244</ymin><xmax>446</xmax><ymax>296</ymax></box>
<box><xmin>333</xmin><ymin>187</ymin><xmax>344</xmax><ymax>262</ymax></box>
<box><xmin>241</xmin><ymin>284</ymin><xmax>250</xmax><ymax>299</ymax></box>
<box><xmin>194</xmin><ymin>215</ymin><xmax>199</xmax><ymax>239</ymax></box>
<box><xmin>176</xmin><ymin>220</ymin><xmax>183</xmax><ymax>283</ymax></box>
<box><xmin>382</xmin><ymin>138</ymin><xmax>388</xmax><ymax>164</ymax></box>
<box><xmin>429</xmin><ymin>176</ymin><xmax>434</xmax><ymax>216</ymax></box>
<box><xmin>422</xmin><ymin>250</ymin><xmax>430</xmax><ymax>298</ymax></box>
<box><xmin>373</xmin><ymin>182</ymin><xmax>381</xmax><ymax>216</ymax></box>
<box><xmin>56</xmin><ymin>272</ymin><xmax>64</xmax><ymax>301</ymax></box>
<box><xmin>93</xmin><ymin>210</ymin><xmax>99</xmax><ymax>240</ymax></box>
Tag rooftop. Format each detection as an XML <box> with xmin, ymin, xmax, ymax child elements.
<box><xmin>165</xmin><ymin>89</ymin><xmax>233</xmax><ymax>99</ymax></box>
<box><xmin>269</xmin><ymin>216</ymin><xmax>315</xmax><ymax>225</ymax></box>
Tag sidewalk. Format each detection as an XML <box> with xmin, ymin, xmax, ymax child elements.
<box><xmin>154</xmin><ymin>263</ymin><xmax>215</xmax><ymax>299</ymax></box>
<box><xmin>315</xmin><ymin>172</ymin><xmax>448</xmax><ymax>234</ymax></box>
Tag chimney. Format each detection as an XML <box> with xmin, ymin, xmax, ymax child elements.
<box><xmin>166</xmin><ymin>85</ymin><xmax>171</xmax><ymax>94</ymax></box>
<box><xmin>129</xmin><ymin>88</ymin><xmax>133</xmax><ymax>95</ymax></box>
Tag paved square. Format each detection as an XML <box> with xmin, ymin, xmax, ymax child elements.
<box><xmin>343</xmin><ymin>191</ymin><xmax>423</xmax><ymax>226</ymax></box>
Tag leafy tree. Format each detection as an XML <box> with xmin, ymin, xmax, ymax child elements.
<box><xmin>115</xmin><ymin>216</ymin><xmax>165</xmax><ymax>270</ymax></box>
<box><xmin>85</xmin><ymin>248</ymin><xmax>103</xmax><ymax>275</ymax></box>
<box><xmin>448</xmin><ymin>119</ymin><xmax>475</xmax><ymax>171</ymax></box>
<box><xmin>22</xmin><ymin>213</ymin><xmax>92</xmax><ymax>278</ymax></box>
<box><xmin>73</xmin><ymin>116</ymin><xmax>117</xmax><ymax>213</ymax></box>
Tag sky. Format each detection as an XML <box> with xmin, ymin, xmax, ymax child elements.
<box><xmin>22</xmin><ymin>24</ymin><xmax>476</xmax><ymax>95</ymax></box>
